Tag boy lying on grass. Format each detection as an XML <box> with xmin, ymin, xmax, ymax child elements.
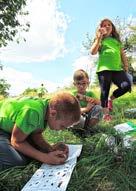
<box><xmin>71</xmin><ymin>69</ymin><xmax>103</xmax><ymax>137</ymax></box>
<box><xmin>0</xmin><ymin>92</ymin><xmax>80</xmax><ymax>170</ymax></box>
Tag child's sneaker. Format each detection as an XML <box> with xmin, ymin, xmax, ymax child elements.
<box><xmin>108</xmin><ymin>99</ymin><xmax>113</xmax><ymax>111</ymax></box>
<box><xmin>103</xmin><ymin>114</ymin><xmax>112</xmax><ymax>122</ymax></box>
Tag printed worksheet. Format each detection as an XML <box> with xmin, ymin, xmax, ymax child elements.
<box><xmin>21</xmin><ymin>144</ymin><xmax>82</xmax><ymax>191</ymax></box>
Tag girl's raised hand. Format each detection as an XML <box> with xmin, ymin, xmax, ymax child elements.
<box><xmin>99</xmin><ymin>27</ymin><xmax>107</xmax><ymax>35</ymax></box>
<box><xmin>96</xmin><ymin>27</ymin><xmax>107</xmax><ymax>39</ymax></box>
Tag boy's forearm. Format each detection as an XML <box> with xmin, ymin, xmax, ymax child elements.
<box><xmin>35</xmin><ymin>139</ymin><xmax>53</xmax><ymax>153</ymax></box>
<box><xmin>81</xmin><ymin>107</ymin><xmax>89</xmax><ymax>113</ymax></box>
<box><xmin>30</xmin><ymin>133</ymin><xmax>53</xmax><ymax>152</ymax></box>
<box><xmin>12</xmin><ymin>138</ymin><xmax>68</xmax><ymax>165</ymax></box>
<box><xmin>84</xmin><ymin>95</ymin><xmax>100</xmax><ymax>105</ymax></box>
<box><xmin>11</xmin><ymin>138</ymin><xmax>47</xmax><ymax>163</ymax></box>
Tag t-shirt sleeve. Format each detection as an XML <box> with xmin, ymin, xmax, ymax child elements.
<box><xmin>15</xmin><ymin>108</ymin><xmax>39</xmax><ymax>135</ymax></box>
<box><xmin>87</xmin><ymin>91</ymin><xmax>97</xmax><ymax>98</ymax></box>
<box><xmin>91</xmin><ymin>92</ymin><xmax>97</xmax><ymax>98</ymax></box>
<box><xmin>71</xmin><ymin>90</ymin><xmax>77</xmax><ymax>96</ymax></box>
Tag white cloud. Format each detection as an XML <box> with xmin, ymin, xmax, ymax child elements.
<box><xmin>0</xmin><ymin>54</ymin><xmax>99</xmax><ymax>96</ymax></box>
<box><xmin>1</xmin><ymin>0</ymin><xmax>70</xmax><ymax>62</ymax></box>
<box><xmin>72</xmin><ymin>55</ymin><xmax>98</xmax><ymax>83</ymax></box>
<box><xmin>45</xmin><ymin>81</ymin><xmax>60</xmax><ymax>93</ymax></box>
<box><xmin>73</xmin><ymin>55</ymin><xmax>97</xmax><ymax>75</ymax></box>
<box><xmin>72</xmin><ymin>55</ymin><xmax>96</xmax><ymax>70</ymax></box>
<box><xmin>0</xmin><ymin>67</ymin><xmax>34</xmax><ymax>95</ymax></box>
<box><xmin>0</xmin><ymin>67</ymin><xmax>60</xmax><ymax>95</ymax></box>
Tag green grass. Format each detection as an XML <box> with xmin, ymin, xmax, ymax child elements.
<box><xmin>0</xmin><ymin>86</ymin><xmax>136</xmax><ymax>191</ymax></box>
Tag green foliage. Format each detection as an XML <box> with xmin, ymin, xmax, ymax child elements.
<box><xmin>112</xmin><ymin>17</ymin><xmax>136</xmax><ymax>53</ymax></box>
<box><xmin>0</xmin><ymin>161</ymin><xmax>40</xmax><ymax>191</ymax></box>
<box><xmin>0</xmin><ymin>78</ymin><xmax>11</xmax><ymax>97</ymax></box>
<box><xmin>0</xmin><ymin>0</ymin><xmax>29</xmax><ymax>47</ymax></box>
<box><xmin>82</xmin><ymin>32</ymin><xmax>93</xmax><ymax>51</ymax></box>
<box><xmin>22</xmin><ymin>87</ymin><xmax>37</xmax><ymax>96</ymax></box>
<box><xmin>126</xmin><ymin>26</ymin><xmax>136</xmax><ymax>49</ymax></box>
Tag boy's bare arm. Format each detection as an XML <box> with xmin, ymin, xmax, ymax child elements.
<box><xmin>11</xmin><ymin>125</ymin><xmax>67</xmax><ymax>164</ymax></box>
<box><xmin>120</xmin><ymin>48</ymin><xmax>129</xmax><ymax>72</ymax></box>
<box><xmin>85</xmin><ymin>96</ymin><xmax>100</xmax><ymax>105</ymax></box>
<box><xmin>77</xmin><ymin>93</ymin><xmax>100</xmax><ymax>105</ymax></box>
<box><xmin>80</xmin><ymin>103</ymin><xmax>94</xmax><ymax>113</ymax></box>
<box><xmin>30</xmin><ymin>129</ymin><xmax>53</xmax><ymax>152</ymax></box>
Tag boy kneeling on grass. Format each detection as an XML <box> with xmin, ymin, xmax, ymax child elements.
<box><xmin>71</xmin><ymin>69</ymin><xmax>103</xmax><ymax>137</ymax></box>
<box><xmin>0</xmin><ymin>92</ymin><xmax>80</xmax><ymax>170</ymax></box>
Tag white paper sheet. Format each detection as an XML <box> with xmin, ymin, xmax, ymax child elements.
<box><xmin>21</xmin><ymin>144</ymin><xmax>82</xmax><ymax>191</ymax></box>
<box><xmin>114</xmin><ymin>123</ymin><xmax>133</xmax><ymax>133</ymax></box>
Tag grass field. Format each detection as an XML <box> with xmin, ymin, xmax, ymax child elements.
<box><xmin>0</xmin><ymin>86</ymin><xmax>136</xmax><ymax>191</ymax></box>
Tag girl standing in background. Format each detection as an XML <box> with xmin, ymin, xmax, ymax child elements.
<box><xmin>91</xmin><ymin>18</ymin><xmax>131</xmax><ymax>121</ymax></box>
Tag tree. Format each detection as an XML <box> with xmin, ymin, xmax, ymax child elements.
<box><xmin>0</xmin><ymin>79</ymin><xmax>11</xmax><ymax>97</ymax></box>
<box><xmin>22</xmin><ymin>88</ymin><xmax>37</xmax><ymax>96</ymax></box>
<box><xmin>117</xmin><ymin>18</ymin><xmax>136</xmax><ymax>83</ymax></box>
<box><xmin>0</xmin><ymin>0</ymin><xmax>29</xmax><ymax>47</ymax></box>
<box><xmin>114</xmin><ymin>17</ymin><xmax>136</xmax><ymax>52</ymax></box>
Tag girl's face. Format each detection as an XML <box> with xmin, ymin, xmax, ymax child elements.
<box><xmin>74</xmin><ymin>78</ymin><xmax>89</xmax><ymax>94</ymax></box>
<box><xmin>101</xmin><ymin>20</ymin><xmax>112</xmax><ymax>37</ymax></box>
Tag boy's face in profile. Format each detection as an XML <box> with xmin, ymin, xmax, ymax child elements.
<box><xmin>48</xmin><ymin>112</ymin><xmax>78</xmax><ymax>131</ymax></box>
<box><xmin>74</xmin><ymin>78</ymin><xmax>89</xmax><ymax>94</ymax></box>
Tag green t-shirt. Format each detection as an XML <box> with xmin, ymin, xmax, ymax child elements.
<box><xmin>97</xmin><ymin>37</ymin><xmax>123</xmax><ymax>73</ymax></box>
<box><xmin>72</xmin><ymin>90</ymin><xmax>96</xmax><ymax>107</ymax></box>
<box><xmin>0</xmin><ymin>97</ymin><xmax>49</xmax><ymax>135</ymax></box>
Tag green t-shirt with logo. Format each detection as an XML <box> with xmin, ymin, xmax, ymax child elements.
<box><xmin>72</xmin><ymin>90</ymin><xmax>96</xmax><ymax>107</ymax></box>
<box><xmin>97</xmin><ymin>37</ymin><xmax>123</xmax><ymax>73</ymax></box>
<box><xmin>0</xmin><ymin>97</ymin><xmax>49</xmax><ymax>135</ymax></box>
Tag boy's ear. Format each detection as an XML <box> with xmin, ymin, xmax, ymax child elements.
<box><xmin>49</xmin><ymin>108</ymin><xmax>57</xmax><ymax>118</ymax></box>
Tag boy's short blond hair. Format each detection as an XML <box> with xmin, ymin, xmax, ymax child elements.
<box><xmin>73</xmin><ymin>69</ymin><xmax>89</xmax><ymax>82</ymax></box>
<box><xmin>49</xmin><ymin>92</ymin><xmax>80</xmax><ymax>122</ymax></box>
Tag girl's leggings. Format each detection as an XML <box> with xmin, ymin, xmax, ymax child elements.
<box><xmin>97</xmin><ymin>70</ymin><xmax>131</xmax><ymax>108</ymax></box>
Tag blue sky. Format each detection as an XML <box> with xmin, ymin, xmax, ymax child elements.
<box><xmin>1</xmin><ymin>0</ymin><xmax>136</xmax><ymax>95</ymax></box>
